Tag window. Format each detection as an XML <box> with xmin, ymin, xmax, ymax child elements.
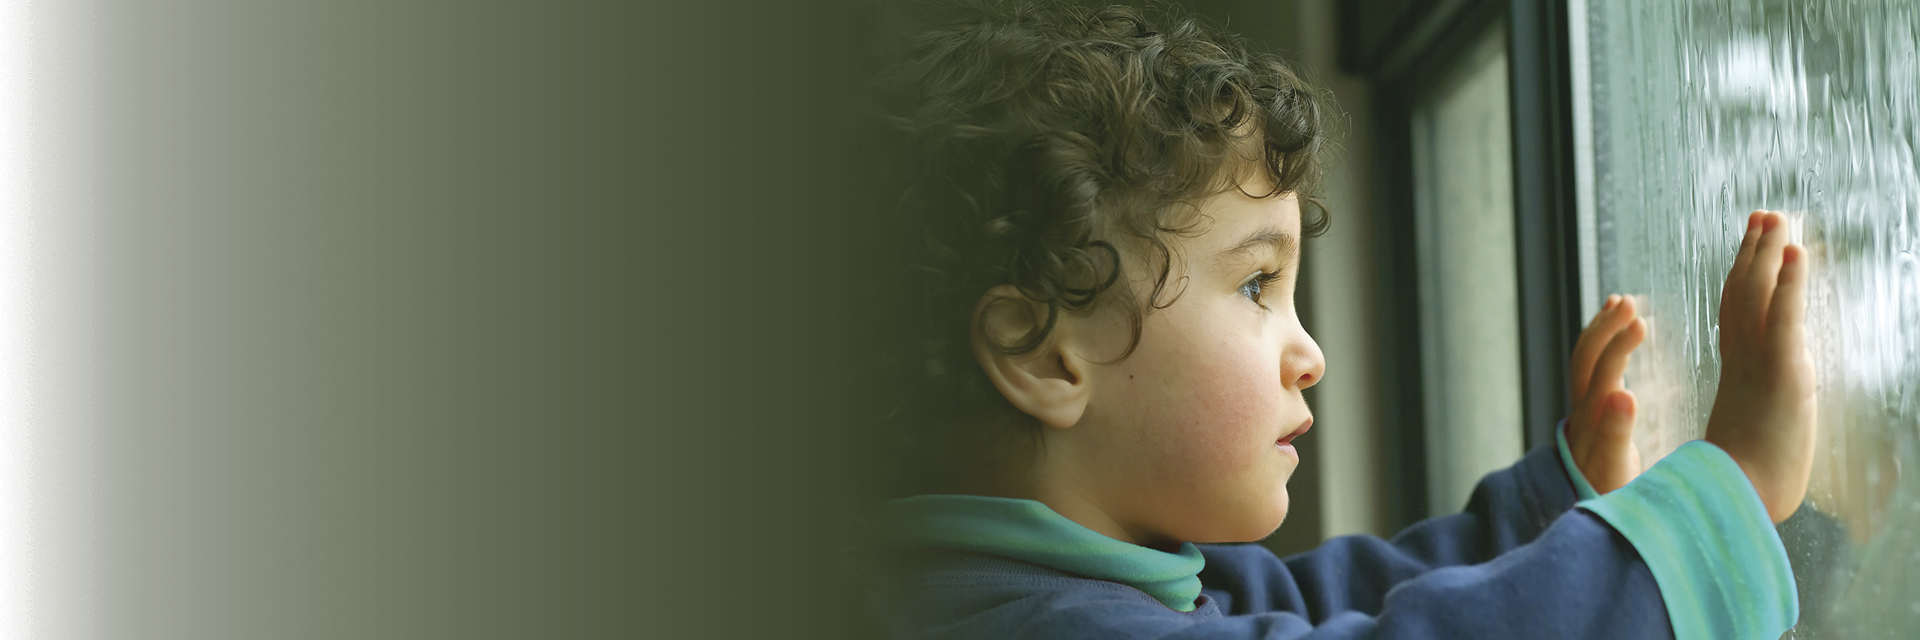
<box><xmin>1333</xmin><ymin>0</ymin><xmax>1581</xmax><ymax>528</ymax></box>
<box><xmin>1410</xmin><ymin>25</ymin><xmax>1527</xmax><ymax>517</ymax></box>
<box><xmin>1581</xmin><ymin>1</ymin><xmax>1920</xmax><ymax>635</ymax></box>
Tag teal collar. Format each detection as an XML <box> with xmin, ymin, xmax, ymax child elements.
<box><xmin>877</xmin><ymin>495</ymin><xmax>1206</xmax><ymax>611</ymax></box>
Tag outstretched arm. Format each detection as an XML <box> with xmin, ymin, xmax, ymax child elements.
<box><xmin>950</xmin><ymin>440</ymin><xmax>1790</xmax><ymax>639</ymax></box>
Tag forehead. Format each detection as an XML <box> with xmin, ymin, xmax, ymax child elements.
<box><xmin>1184</xmin><ymin>186</ymin><xmax>1303</xmax><ymax>253</ymax></box>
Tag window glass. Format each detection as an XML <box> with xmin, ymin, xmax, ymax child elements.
<box><xmin>1411</xmin><ymin>26</ymin><xmax>1526</xmax><ymax>516</ymax></box>
<box><xmin>1585</xmin><ymin>2</ymin><xmax>1919</xmax><ymax>635</ymax></box>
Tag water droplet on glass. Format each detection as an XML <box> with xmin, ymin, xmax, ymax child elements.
<box><xmin>1587</xmin><ymin>1</ymin><xmax>1920</xmax><ymax>633</ymax></box>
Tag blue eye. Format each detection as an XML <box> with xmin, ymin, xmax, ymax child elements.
<box><xmin>1239</xmin><ymin>270</ymin><xmax>1282</xmax><ymax>308</ymax></box>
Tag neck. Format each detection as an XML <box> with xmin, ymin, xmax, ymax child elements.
<box><xmin>1024</xmin><ymin>459</ymin><xmax>1180</xmax><ymax>552</ymax></box>
<box><xmin>939</xmin><ymin>422</ymin><xmax>1180</xmax><ymax>552</ymax></box>
<box><xmin>1032</xmin><ymin>485</ymin><xmax>1157</xmax><ymax>547</ymax></box>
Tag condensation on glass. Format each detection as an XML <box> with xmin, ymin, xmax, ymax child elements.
<box><xmin>1585</xmin><ymin>1</ymin><xmax>1919</xmax><ymax>635</ymax></box>
<box><xmin>1411</xmin><ymin>26</ymin><xmax>1527</xmax><ymax>518</ymax></box>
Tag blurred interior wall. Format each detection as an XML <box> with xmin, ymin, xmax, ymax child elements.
<box><xmin>48</xmin><ymin>1</ymin><xmax>893</xmax><ymax>638</ymax></box>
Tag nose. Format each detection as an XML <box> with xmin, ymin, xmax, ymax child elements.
<box><xmin>1286</xmin><ymin>327</ymin><xmax>1326</xmax><ymax>391</ymax></box>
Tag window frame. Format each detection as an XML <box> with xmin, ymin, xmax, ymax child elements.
<box><xmin>1339</xmin><ymin>0</ymin><xmax>1585</xmax><ymax>526</ymax></box>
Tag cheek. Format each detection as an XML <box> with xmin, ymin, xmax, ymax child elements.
<box><xmin>1183</xmin><ymin>346</ymin><xmax>1285</xmax><ymax>461</ymax></box>
<box><xmin>1091</xmin><ymin>303</ymin><xmax>1302</xmax><ymax>541</ymax></box>
<box><xmin>1123</xmin><ymin>319</ymin><xmax>1286</xmax><ymax>467</ymax></box>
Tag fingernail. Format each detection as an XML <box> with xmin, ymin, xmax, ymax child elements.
<box><xmin>1783</xmin><ymin>245</ymin><xmax>1799</xmax><ymax>264</ymax></box>
<box><xmin>1604</xmin><ymin>295</ymin><xmax>1618</xmax><ymax>310</ymax></box>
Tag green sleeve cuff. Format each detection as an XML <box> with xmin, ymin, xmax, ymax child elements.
<box><xmin>1577</xmin><ymin>440</ymin><xmax>1798</xmax><ymax>640</ymax></box>
<box><xmin>1555</xmin><ymin>419</ymin><xmax>1601</xmax><ymax>501</ymax></box>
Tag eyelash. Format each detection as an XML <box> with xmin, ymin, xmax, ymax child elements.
<box><xmin>1237</xmin><ymin>270</ymin><xmax>1283</xmax><ymax>308</ymax></box>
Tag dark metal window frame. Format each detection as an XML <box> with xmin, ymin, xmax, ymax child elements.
<box><xmin>1339</xmin><ymin>0</ymin><xmax>1583</xmax><ymax>528</ymax></box>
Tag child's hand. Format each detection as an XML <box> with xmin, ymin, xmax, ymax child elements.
<box><xmin>1705</xmin><ymin>210</ymin><xmax>1818</xmax><ymax>523</ymax></box>
<box><xmin>1566</xmin><ymin>294</ymin><xmax>1646</xmax><ymax>494</ymax></box>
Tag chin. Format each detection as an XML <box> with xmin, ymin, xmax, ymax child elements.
<box><xmin>1204</xmin><ymin>489</ymin><xmax>1291</xmax><ymax>543</ymax></box>
<box><xmin>1257</xmin><ymin>490</ymin><xmax>1291</xmax><ymax>539</ymax></box>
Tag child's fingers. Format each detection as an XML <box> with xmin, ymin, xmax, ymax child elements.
<box><xmin>1580</xmin><ymin>390</ymin><xmax>1639</xmax><ymax>494</ymax></box>
<box><xmin>1727</xmin><ymin>211</ymin><xmax>1765</xmax><ymax>290</ymax></box>
<box><xmin>1767</xmin><ymin>244</ymin><xmax>1808</xmax><ymax>355</ymax></box>
<box><xmin>1740</xmin><ymin>213</ymin><xmax>1791</xmax><ymax>325</ymax></box>
<box><xmin>1582</xmin><ymin>317</ymin><xmax>1645</xmax><ymax>410</ymax></box>
<box><xmin>1594</xmin><ymin>390</ymin><xmax>1639</xmax><ymax>492</ymax></box>
<box><xmin>1722</xmin><ymin>212</ymin><xmax>1766</xmax><ymax>322</ymax></box>
<box><xmin>1569</xmin><ymin>295</ymin><xmax>1634</xmax><ymax>398</ymax></box>
<box><xmin>1597</xmin><ymin>389</ymin><xmax>1638</xmax><ymax>446</ymax></box>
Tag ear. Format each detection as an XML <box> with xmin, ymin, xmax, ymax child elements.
<box><xmin>970</xmin><ymin>285</ymin><xmax>1093</xmax><ymax>429</ymax></box>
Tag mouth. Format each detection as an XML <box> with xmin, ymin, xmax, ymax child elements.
<box><xmin>1276</xmin><ymin>418</ymin><xmax>1312</xmax><ymax>447</ymax></box>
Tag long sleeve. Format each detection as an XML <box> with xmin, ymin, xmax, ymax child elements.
<box><xmin>876</xmin><ymin>433</ymin><xmax>1796</xmax><ymax>640</ymax></box>
<box><xmin>1184</xmin><ymin>437</ymin><xmax>1795</xmax><ymax>639</ymax></box>
<box><xmin>1248</xmin><ymin>436</ymin><xmax>1589</xmax><ymax>621</ymax></box>
<box><xmin>1180</xmin><ymin>439</ymin><xmax>1674</xmax><ymax>638</ymax></box>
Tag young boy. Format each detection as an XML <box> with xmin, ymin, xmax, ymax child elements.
<box><xmin>866</xmin><ymin>2</ymin><xmax>1815</xmax><ymax>637</ymax></box>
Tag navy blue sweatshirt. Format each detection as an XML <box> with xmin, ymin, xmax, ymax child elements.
<box><xmin>869</xmin><ymin>432</ymin><xmax>1797</xmax><ymax>639</ymax></box>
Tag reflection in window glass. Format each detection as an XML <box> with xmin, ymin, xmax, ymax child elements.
<box><xmin>1411</xmin><ymin>27</ymin><xmax>1525</xmax><ymax>517</ymax></box>
<box><xmin>1585</xmin><ymin>1</ymin><xmax>1919</xmax><ymax>635</ymax></box>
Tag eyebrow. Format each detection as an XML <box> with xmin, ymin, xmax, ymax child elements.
<box><xmin>1218</xmin><ymin>228</ymin><xmax>1298</xmax><ymax>265</ymax></box>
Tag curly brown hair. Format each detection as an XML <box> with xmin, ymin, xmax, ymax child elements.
<box><xmin>875</xmin><ymin>0</ymin><xmax>1333</xmax><ymax>494</ymax></box>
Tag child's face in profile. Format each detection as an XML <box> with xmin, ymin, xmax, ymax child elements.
<box><xmin>1045</xmin><ymin>179</ymin><xmax>1324</xmax><ymax>547</ymax></box>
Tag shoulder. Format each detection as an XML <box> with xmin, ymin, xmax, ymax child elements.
<box><xmin>1194</xmin><ymin>542</ymin><xmax>1292</xmax><ymax>592</ymax></box>
<box><xmin>871</xmin><ymin>551</ymin><xmax>1219</xmax><ymax>640</ymax></box>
